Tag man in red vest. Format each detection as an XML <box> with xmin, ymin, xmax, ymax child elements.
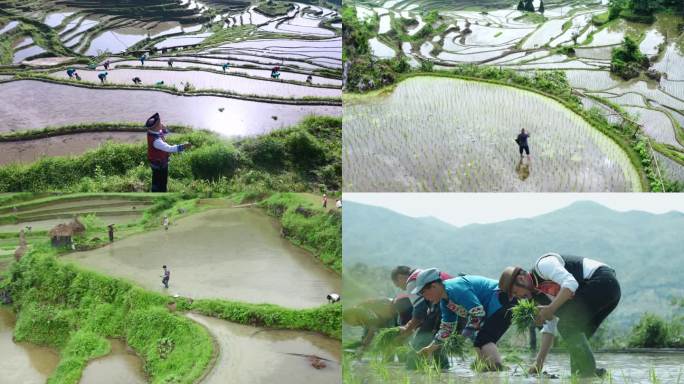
<box><xmin>499</xmin><ymin>253</ymin><xmax>620</xmax><ymax>377</ymax></box>
<box><xmin>146</xmin><ymin>113</ymin><xmax>191</xmax><ymax>192</ymax></box>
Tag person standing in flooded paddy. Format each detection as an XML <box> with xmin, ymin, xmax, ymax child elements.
<box><xmin>145</xmin><ymin>113</ymin><xmax>192</xmax><ymax>192</ymax></box>
<box><xmin>499</xmin><ymin>253</ymin><xmax>621</xmax><ymax>378</ymax></box>
<box><xmin>161</xmin><ymin>265</ymin><xmax>170</xmax><ymax>289</ymax></box>
<box><xmin>516</xmin><ymin>128</ymin><xmax>531</xmax><ymax>158</ymax></box>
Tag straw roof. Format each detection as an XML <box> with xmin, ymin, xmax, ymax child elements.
<box><xmin>49</xmin><ymin>217</ymin><xmax>86</xmax><ymax>237</ymax></box>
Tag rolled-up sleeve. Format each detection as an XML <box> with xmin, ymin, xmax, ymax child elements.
<box><xmin>541</xmin><ymin>317</ymin><xmax>558</xmax><ymax>335</ymax></box>
<box><xmin>536</xmin><ymin>254</ymin><xmax>579</xmax><ymax>293</ymax></box>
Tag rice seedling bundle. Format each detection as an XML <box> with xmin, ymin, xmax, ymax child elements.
<box><xmin>511</xmin><ymin>298</ymin><xmax>539</xmax><ymax>333</ymax></box>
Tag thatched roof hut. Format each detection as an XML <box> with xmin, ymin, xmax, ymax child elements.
<box><xmin>49</xmin><ymin>217</ymin><xmax>85</xmax><ymax>247</ymax></box>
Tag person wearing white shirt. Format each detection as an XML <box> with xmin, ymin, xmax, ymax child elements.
<box><xmin>498</xmin><ymin>253</ymin><xmax>620</xmax><ymax>378</ymax></box>
<box><xmin>145</xmin><ymin>113</ymin><xmax>192</xmax><ymax>192</ymax></box>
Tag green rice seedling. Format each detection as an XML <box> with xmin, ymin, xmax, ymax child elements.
<box><xmin>372</xmin><ymin>327</ymin><xmax>404</xmax><ymax>356</ymax></box>
<box><xmin>511</xmin><ymin>298</ymin><xmax>539</xmax><ymax>333</ymax></box>
<box><xmin>442</xmin><ymin>333</ymin><xmax>468</xmax><ymax>358</ymax></box>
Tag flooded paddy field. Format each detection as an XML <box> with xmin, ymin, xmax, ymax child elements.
<box><xmin>344</xmin><ymin>77</ymin><xmax>641</xmax><ymax>192</ymax></box>
<box><xmin>79</xmin><ymin>339</ymin><xmax>146</xmax><ymax>384</ymax></box>
<box><xmin>351</xmin><ymin>0</ymin><xmax>684</xmax><ymax>189</ymax></box>
<box><xmin>0</xmin><ymin>131</ymin><xmax>141</xmax><ymax>165</ymax></box>
<box><xmin>63</xmin><ymin>207</ymin><xmax>340</xmax><ymax>309</ymax></box>
<box><xmin>188</xmin><ymin>313</ymin><xmax>341</xmax><ymax>384</ymax></box>
<box><xmin>48</xmin><ymin>68</ymin><xmax>341</xmax><ymax>99</ymax></box>
<box><xmin>0</xmin><ymin>307</ymin><xmax>59</xmax><ymax>384</ymax></box>
<box><xmin>0</xmin><ymin>80</ymin><xmax>340</xmax><ymax>137</ymax></box>
<box><xmin>347</xmin><ymin>351</ymin><xmax>684</xmax><ymax>383</ymax></box>
<box><xmin>0</xmin><ymin>0</ymin><xmax>341</xmax><ymax>162</ymax></box>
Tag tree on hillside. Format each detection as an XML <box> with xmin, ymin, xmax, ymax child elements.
<box><xmin>630</xmin><ymin>0</ymin><xmax>655</xmax><ymax>15</ymax></box>
<box><xmin>539</xmin><ymin>0</ymin><xmax>545</xmax><ymax>14</ymax></box>
<box><xmin>517</xmin><ymin>0</ymin><xmax>524</xmax><ymax>11</ymax></box>
<box><xmin>524</xmin><ymin>0</ymin><xmax>535</xmax><ymax>12</ymax></box>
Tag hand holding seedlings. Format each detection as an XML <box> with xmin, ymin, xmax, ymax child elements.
<box><xmin>418</xmin><ymin>342</ymin><xmax>440</xmax><ymax>357</ymax></box>
<box><xmin>535</xmin><ymin>305</ymin><xmax>555</xmax><ymax>325</ymax></box>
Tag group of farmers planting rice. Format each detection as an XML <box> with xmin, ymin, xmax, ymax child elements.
<box><xmin>344</xmin><ymin>253</ymin><xmax>620</xmax><ymax>378</ymax></box>
<box><xmin>63</xmin><ymin>54</ymin><xmax>315</xmax><ymax>86</ymax></box>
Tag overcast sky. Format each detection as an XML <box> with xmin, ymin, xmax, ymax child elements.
<box><xmin>344</xmin><ymin>193</ymin><xmax>684</xmax><ymax>227</ymax></box>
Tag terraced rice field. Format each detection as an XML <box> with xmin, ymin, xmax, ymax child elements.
<box><xmin>344</xmin><ymin>77</ymin><xmax>642</xmax><ymax>192</ymax></box>
<box><xmin>350</xmin><ymin>0</ymin><xmax>684</xmax><ymax>187</ymax></box>
<box><xmin>0</xmin><ymin>0</ymin><xmax>341</xmax><ymax>160</ymax></box>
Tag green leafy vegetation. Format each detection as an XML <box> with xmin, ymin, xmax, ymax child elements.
<box><xmin>628</xmin><ymin>313</ymin><xmax>684</xmax><ymax>347</ymax></box>
<box><xmin>190</xmin><ymin>299</ymin><xmax>341</xmax><ymax>339</ymax></box>
<box><xmin>5</xmin><ymin>251</ymin><xmax>214</xmax><ymax>384</ymax></box>
<box><xmin>258</xmin><ymin>192</ymin><xmax>341</xmax><ymax>272</ymax></box>
<box><xmin>0</xmin><ymin>116</ymin><xmax>341</xmax><ymax>193</ymax></box>
<box><xmin>611</xmin><ymin>36</ymin><xmax>650</xmax><ymax>80</ymax></box>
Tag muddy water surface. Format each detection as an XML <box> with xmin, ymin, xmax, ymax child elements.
<box><xmin>0</xmin><ymin>307</ymin><xmax>59</xmax><ymax>384</ymax></box>
<box><xmin>63</xmin><ymin>208</ymin><xmax>340</xmax><ymax>308</ymax></box>
<box><xmin>0</xmin><ymin>81</ymin><xmax>341</xmax><ymax>136</ymax></box>
<box><xmin>49</xmin><ymin>68</ymin><xmax>341</xmax><ymax>98</ymax></box>
<box><xmin>79</xmin><ymin>339</ymin><xmax>145</xmax><ymax>384</ymax></box>
<box><xmin>187</xmin><ymin>313</ymin><xmax>340</xmax><ymax>384</ymax></box>
<box><xmin>0</xmin><ymin>132</ymin><xmax>141</xmax><ymax>165</ymax></box>
<box><xmin>351</xmin><ymin>351</ymin><xmax>684</xmax><ymax>383</ymax></box>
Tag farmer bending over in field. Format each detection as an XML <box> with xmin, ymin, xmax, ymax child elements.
<box><xmin>167</xmin><ymin>58</ymin><xmax>173</xmax><ymax>67</ymax></box>
<box><xmin>516</xmin><ymin>129</ymin><xmax>530</xmax><ymax>158</ymax></box>
<box><xmin>98</xmin><ymin>71</ymin><xmax>108</xmax><ymax>84</ymax></box>
<box><xmin>343</xmin><ymin>296</ymin><xmax>412</xmax><ymax>357</ymax></box>
<box><xmin>132</xmin><ymin>77</ymin><xmax>142</xmax><ymax>85</ymax></box>
<box><xmin>66</xmin><ymin>67</ymin><xmax>77</xmax><ymax>78</ymax></box>
<box><xmin>499</xmin><ymin>253</ymin><xmax>620</xmax><ymax>378</ymax></box>
<box><xmin>415</xmin><ymin>268</ymin><xmax>515</xmax><ymax>371</ymax></box>
<box><xmin>392</xmin><ymin>266</ymin><xmax>463</xmax><ymax>369</ymax></box>
<box><xmin>271</xmin><ymin>65</ymin><xmax>280</xmax><ymax>79</ymax></box>
<box><xmin>222</xmin><ymin>62</ymin><xmax>230</xmax><ymax>72</ymax></box>
<box><xmin>145</xmin><ymin>113</ymin><xmax>192</xmax><ymax>192</ymax></box>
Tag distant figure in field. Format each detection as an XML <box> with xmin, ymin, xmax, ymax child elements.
<box><xmin>271</xmin><ymin>65</ymin><xmax>280</xmax><ymax>79</ymax></box>
<box><xmin>97</xmin><ymin>71</ymin><xmax>108</xmax><ymax>84</ymax></box>
<box><xmin>306</xmin><ymin>74</ymin><xmax>313</xmax><ymax>84</ymax></box>
<box><xmin>161</xmin><ymin>265</ymin><xmax>170</xmax><ymax>288</ymax></box>
<box><xmin>145</xmin><ymin>112</ymin><xmax>192</xmax><ymax>192</ymax></box>
<box><xmin>155</xmin><ymin>80</ymin><xmax>165</xmax><ymax>86</ymax></box>
<box><xmin>103</xmin><ymin>60</ymin><xmax>110</xmax><ymax>70</ymax></box>
<box><xmin>107</xmin><ymin>224</ymin><xmax>115</xmax><ymax>242</ymax></box>
<box><xmin>132</xmin><ymin>77</ymin><xmax>142</xmax><ymax>85</ymax></box>
<box><xmin>327</xmin><ymin>293</ymin><xmax>340</xmax><ymax>303</ymax></box>
<box><xmin>163</xmin><ymin>215</ymin><xmax>169</xmax><ymax>230</ymax></box>
<box><xmin>66</xmin><ymin>67</ymin><xmax>77</xmax><ymax>78</ymax></box>
<box><xmin>140</xmin><ymin>53</ymin><xmax>147</xmax><ymax>66</ymax></box>
<box><xmin>322</xmin><ymin>193</ymin><xmax>328</xmax><ymax>208</ymax></box>
<box><xmin>167</xmin><ymin>58</ymin><xmax>173</xmax><ymax>67</ymax></box>
<box><xmin>336</xmin><ymin>199</ymin><xmax>342</xmax><ymax>209</ymax></box>
<box><xmin>516</xmin><ymin>128</ymin><xmax>530</xmax><ymax>158</ymax></box>
<box><xmin>222</xmin><ymin>62</ymin><xmax>230</xmax><ymax>72</ymax></box>
<box><xmin>75</xmin><ymin>72</ymin><xmax>81</xmax><ymax>81</ymax></box>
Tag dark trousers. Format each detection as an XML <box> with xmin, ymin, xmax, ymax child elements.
<box><xmin>162</xmin><ymin>277</ymin><xmax>169</xmax><ymax>288</ymax></box>
<box><xmin>151</xmin><ymin>166</ymin><xmax>169</xmax><ymax>192</ymax></box>
<box><xmin>556</xmin><ymin>267</ymin><xmax>621</xmax><ymax>376</ymax></box>
<box><xmin>474</xmin><ymin>292</ymin><xmax>515</xmax><ymax>348</ymax></box>
<box><xmin>519</xmin><ymin>145</ymin><xmax>530</xmax><ymax>155</ymax></box>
